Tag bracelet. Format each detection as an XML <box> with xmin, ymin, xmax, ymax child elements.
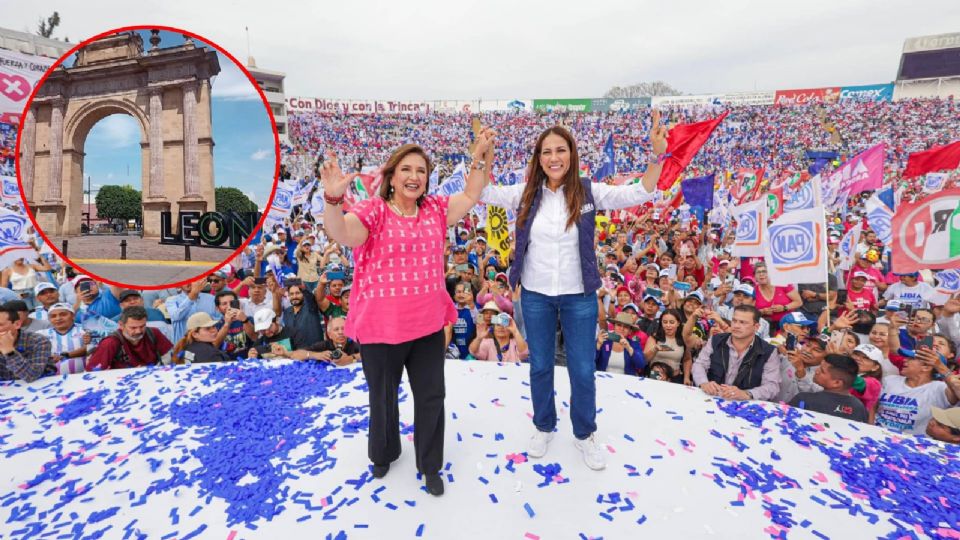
<box><xmin>324</xmin><ymin>194</ymin><xmax>345</xmax><ymax>206</ymax></box>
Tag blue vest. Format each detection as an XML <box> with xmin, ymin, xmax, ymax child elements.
<box><xmin>509</xmin><ymin>178</ymin><xmax>601</xmax><ymax>294</ymax></box>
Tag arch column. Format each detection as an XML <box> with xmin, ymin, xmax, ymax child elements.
<box><xmin>35</xmin><ymin>99</ymin><xmax>67</xmax><ymax>236</ymax></box>
<box><xmin>20</xmin><ymin>106</ymin><xmax>37</xmax><ymax>205</ymax></box>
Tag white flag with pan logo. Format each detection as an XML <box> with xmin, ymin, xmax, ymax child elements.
<box><xmin>838</xmin><ymin>222</ymin><xmax>862</xmax><ymax>271</ymax></box>
<box><xmin>0</xmin><ymin>206</ymin><xmax>38</xmax><ymax>269</ymax></box>
<box><xmin>764</xmin><ymin>206</ymin><xmax>828</xmax><ymax>286</ymax></box>
<box><xmin>731</xmin><ymin>198</ymin><xmax>767</xmax><ymax>257</ymax></box>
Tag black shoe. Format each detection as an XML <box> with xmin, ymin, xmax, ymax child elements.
<box><xmin>371</xmin><ymin>463</ymin><xmax>390</xmax><ymax>479</ymax></box>
<box><xmin>424</xmin><ymin>473</ymin><xmax>444</xmax><ymax>496</ymax></box>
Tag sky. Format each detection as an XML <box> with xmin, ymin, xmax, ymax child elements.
<box><xmin>6</xmin><ymin>0</ymin><xmax>960</xmax><ymax>101</ymax></box>
<box><xmin>56</xmin><ymin>31</ymin><xmax>274</xmax><ymax>207</ymax></box>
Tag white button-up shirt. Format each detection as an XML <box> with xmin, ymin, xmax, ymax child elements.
<box><xmin>480</xmin><ymin>181</ymin><xmax>656</xmax><ymax>296</ymax></box>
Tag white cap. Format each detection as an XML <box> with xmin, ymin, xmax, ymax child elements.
<box><xmin>47</xmin><ymin>302</ymin><xmax>74</xmax><ymax>314</ymax></box>
<box><xmin>34</xmin><ymin>282</ymin><xmax>58</xmax><ymax>296</ymax></box>
<box><xmin>853</xmin><ymin>343</ymin><xmax>883</xmax><ymax>364</ymax></box>
<box><xmin>253</xmin><ymin>308</ymin><xmax>276</xmax><ymax>332</ymax></box>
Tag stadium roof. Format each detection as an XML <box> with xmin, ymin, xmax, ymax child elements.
<box><xmin>0</xmin><ymin>26</ymin><xmax>70</xmax><ymax>59</ymax></box>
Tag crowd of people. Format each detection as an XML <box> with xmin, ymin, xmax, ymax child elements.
<box><xmin>3</xmin><ymin>97</ymin><xmax>960</xmax><ymax>465</ymax></box>
<box><xmin>287</xmin><ymin>99</ymin><xmax>960</xmax><ymax>185</ymax></box>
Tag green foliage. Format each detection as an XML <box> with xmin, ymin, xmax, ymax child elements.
<box><xmin>37</xmin><ymin>12</ymin><xmax>60</xmax><ymax>39</ymax></box>
<box><xmin>215</xmin><ymin>187</ymin><xmax>258</xmax><ymax>214</ymax></box>
<box><xmin>95</xmin><ymin>185</ymin><xmax>141</xmax><ymax>222</ymax></box>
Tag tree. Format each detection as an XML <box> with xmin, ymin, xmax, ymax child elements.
<box><xmin>95</xmin><ymin>185</ymin><xmax>142</xmax><ymax>225</ymax></box>
<box><xmin>604</xmin><ymin>81</ymin><xmax>684</xmax><ymax>98</ymax></box>
<box><xmin>37</xmin><ymin>12</ymin><xmax>60</xmax><ymax>39</ymax></box>
<box><xmin>215</xmin><ymin>187</ymin><xmax>258</xmax><ymax>214</ymax></box>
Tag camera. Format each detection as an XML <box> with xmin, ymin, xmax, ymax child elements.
<box><xmin>229</xmin><ymin>299</ymin><xmax>241</xmax><ymax>310</ymax></box>
<box><xmin>494</xmin><ymin>313</ymin><xmax>511</xmax><ymax>327</ymax></box>
<box><xmin>330</xmin><ymin>348</ymin><xmax>343</xmax><ymax>360</ymax></box>
<box><xmin>607</xmin><ymin>332</ymin><xmax>622</xmax><ymax>343</ymax></box>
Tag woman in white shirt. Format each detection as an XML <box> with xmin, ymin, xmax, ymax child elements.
<box><xmin>479</xmin><ymin>112</ymin><xmax>667</xmax><ymax>471</ymax></box>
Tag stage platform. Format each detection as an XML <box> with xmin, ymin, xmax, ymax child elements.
<box><xmin>1</xmin><ymin>360</ymin><xmax>958</xmax><ymax>539</ymax></box>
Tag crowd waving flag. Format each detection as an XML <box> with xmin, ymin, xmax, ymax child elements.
<box><xmin>595</xmin><ymin>134</ymin><xmax>616</xmax><ymax>182</ymax></box>
<box><xmin>656</xmin><ymin>111</ymin><xmax>729</xmax><ymax>190</ymax></box>
<box><xmin>903</xmin><ymin>140</ymin><xmax>960</xmax><ymax>179</ymax></box>
<box><xmin>431</xmin><ymin>161</ymin><xmax>467</xmax><ymax>196</ymax></box>
<box><xmin>864</xmin><ymin>191</ymin><xmax>894</xmax><ymax>245</ymax></box>
<box><xmin>680</xmin><ymin>173</ymin><xmax>715</xmax><ymax>210</ymax></box>
<box><xmin>891</xmin><ymin>188</ymin><xmax>960</xmax><ymax>273</ymax></box>
<box><xmin>730</xmin><ymin>198</ymin><xmax>767</xmax><ymax>257</ymax></box>
<box><xmin>783</xmin><ymin>174</ymin><xmax>822</xmax><ymax>212</ymax></box>
<box><xmin>763</xmin><ymin>206</ymin><xmax>828</xmax><ymax>286</ymax></box>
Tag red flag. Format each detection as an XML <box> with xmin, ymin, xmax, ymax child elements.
<box><xmin>903</xmin><ymin>140</ymin><xmax>960</xmax><ymax>178</ymax></box>
<box><xmin>656</xmin><ymin>111</ymin><xmax>729</xmax><ymax>190</ymax></box>
<box><xmin>766</xmin><ymin>186</ymin><xmax>784</xmax><ymax>219</ymax></box>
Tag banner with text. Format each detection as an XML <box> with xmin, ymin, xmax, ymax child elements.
<box><xmin>774</xmin><ymin>87</ymin><xmax>841</xmax><ymax>106</ymax></box>
<box><xmin>0</xmin><ymin>49</ymin><xmax>56</xmax><ymax>124</ymax></box>
<box><xmin>532</xmin><ymin>99</ymin><xmax>592</xmax><ymax>112</ymax></box>
<box><xmin>839</xmin><ymin>83</ymin><xmax>894</xmax><ymax>103</ymax></box>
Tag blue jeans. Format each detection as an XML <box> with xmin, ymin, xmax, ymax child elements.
<box><xmin>520</xmin><ymin>287</ymin><xmax>598</xmax><ymax>440</ymax></box>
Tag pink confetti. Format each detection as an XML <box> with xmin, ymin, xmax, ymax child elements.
<box><xmin>667</xmin><ymin>449</ymin><xmax>675</xmax><ymax>457</ymax></box>
<box><xmin>812</xmin><ymin>472</ymin><xmax>827</xmax><ymax>483</ymax></box>
<box><xmin>261</xmin><ymin>380</ymin><xmax>273</xmax><ymax>386</ymax></box>
<box><xmin>524</xmin><ymin>534</ymin><xmax>540</xmax><ymax>540</ymax></box>
<box><xmin>936</xmin><ymin>528</ymin><xmax>960</xmax><ymax>539</ymax></box>
<box><xmin>812</xmin><ymin>423</ymin><xmax>826</xmax><ymax>432</ymax></box>
<box><xmin>655</xmin><ymin>439</ymin><xmax>667</xmax><ymax>446</ymax></box>
<box><xmin>226</xmin><ymin>531</ymin><xmax>238</xmax><ymax>540</ymax></box>
<box><xmin>606</xmin><ymin>445</ymin><xmax>616</xmax><ymax>454</ymax></box>
<box><xmin>506</xmin><ymin>453</ymin><xmax>528</xmax><ymax>464</ymax></box>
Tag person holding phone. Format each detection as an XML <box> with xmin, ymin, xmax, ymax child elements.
<box><xmin>471</xmin><ymin>312</ymin><xmax>528</xmax><ymax>362</ymax></box>
<box><xmin>596</xmin><ymin>312</ymin><xmax>646</xmax><ymax>376</ymax></box>
<box><xmin>213</xmin><ymin>290</ymin><xmax>254</xmax><ymax>356</ymax></box>
<box><xmin>478</xmin><ymin>112</ymin><xmax>666</xmax><ymax>471</ymax></box>
<box><xmin>322</xmin><ymin>129</ymin><xmax>496</xmax><ymax>496</ymax></box>
<box><xmin>887</xmin><ymin>307</ymin><xmax>936</xmax><ymax>370</ymax></box>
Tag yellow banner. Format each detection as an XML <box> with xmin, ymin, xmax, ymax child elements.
<box><xmin>487</xmin><ymin>205</ymin><xmax>512</xmax><ymax>260</ymax></box>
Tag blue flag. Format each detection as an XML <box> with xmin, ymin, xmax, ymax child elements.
<box><xmin>681</xmin><ymin>174</ymin><xmax>715</xmax><ymax>210</ymax></box>
<box><xmin>877</xmin><ymin>186</ymin><xmax>895</xmax><ymax>211</ymax></box>
<box><xmin>595</xmin><ymin>134</ymin><xmax>616</xmax><ymax>181</ymax></box>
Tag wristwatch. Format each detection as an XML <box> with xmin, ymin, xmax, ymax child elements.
<box><xmin>745</xmin><ymin>390</ymin><xmax>754</xmax><ymax>400</ymax></box>
<box><xmin>472</xmin><ymin>159</ymin><xmax>487</xmax><ymax>171</ymax></box>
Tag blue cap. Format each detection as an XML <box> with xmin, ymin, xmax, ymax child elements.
<box><xmin>781</xmin><ymin>312</ymin><xmax>817</xmax><ymax>326</ymax></box>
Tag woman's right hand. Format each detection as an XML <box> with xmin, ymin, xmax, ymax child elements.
<box><xmin>597</xmin><ymin>331</ymin><xmax>607</xmax><ymax>349</ymax></box>
<box><xmin>320</xmin><ymin>152</ymin><xmax>352</xmax><ymax>198</ymax></box>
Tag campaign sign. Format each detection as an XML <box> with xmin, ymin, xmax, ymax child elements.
<box><xmin>769</xmin><ymin>221</ymin><xmax>822</xmax><ymax>270</ymax></box>
<box><xmin>892</xmin><ymin>189</ymin><xmax>960</xmax><ymax>273</ymax></box>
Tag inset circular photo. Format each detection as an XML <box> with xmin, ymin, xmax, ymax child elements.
<box><xmin>15</xmin><ymin>26</ymin><xmax>278</xmax><ymax>289</ymax></box>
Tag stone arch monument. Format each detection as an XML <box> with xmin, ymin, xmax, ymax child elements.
<box><xmin>18</xmin><ymin>31</ymin><xmax>220</xmax><ymax>237</ymax></box>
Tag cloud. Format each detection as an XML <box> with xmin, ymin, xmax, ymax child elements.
<box><xmin>250</xmin><ymin>149</ymin><xmax>271</xmax><ymax>161</ymax></box>
<box><xmin>85</xmin><ymin>115</ymin><xmax>140</xmax><ymax>150</ymax></box>
<box><xmin>211</xmin><ymin>54</ymin><xmax>262</xmax><ymax>102</ymax></box>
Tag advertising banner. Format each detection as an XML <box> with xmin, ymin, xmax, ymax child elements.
<box><xmin>286</xmin><ymin>97</ymin><xmax>431</xmax><ymax>114</ymax></box>
<box><xmin>590</xmin><ymin>97</ymin><xmax>651</xmax><ymax>112</ymax></box>
<box><xmin>0</xmin><ymin>49</ymin><xmax>56</xmax><ymax>124</ymax></box>
<box><xmin>774</xmin><ymin>87</ymin><xmax>841</xmax><ymax>105</ymax></box>
<box><xmin>839</xmin><ymin>83</ymin><xmax>894</xmax><ymax>102</ymax></box>
<box><xmin>532</xmin><ymin>99</ymin><xmax>591</xmax><ymax>112</ymax></box>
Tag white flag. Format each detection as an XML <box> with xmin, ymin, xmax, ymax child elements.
<box><xmin>730</xmin><ymin>198</ymin><xmax>767</xmax><ymax>257</ymax></box>
<box><xmin>764</xmin><ymin>206</ymin><xmax>828</xmax><ymax>286</ymax></box>
<box><xmin>838</xmin><ymin>222</ymin><xmax>862</xmax><ymax>271</ymax></box>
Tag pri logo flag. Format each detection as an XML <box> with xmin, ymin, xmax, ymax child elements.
<box><xmin>764</xmin><ymin>206</ymin><xmax>828</xmax><ymax>286</ymax></box>
<box><xmin>838</xmin><ymin>222</ymin><xmax>862</xmax><ymax>271</ymax></box>
<box><xmin>731</xmin><ymin>198</ymin><xmax>767</xmax><ymax>257</ymax></box>
<box><xmin>0</xmin><ymin>206</ymin><xmax>38</xmax><ymax>269</ymax></box>
<box><xmin>486</xmin><ymin>206</ymin><xmax>512</xmax><ymax>260</ymax></box>
<box><xmin>892</xmin><ymin>189</ymin><xmax>960</xmax><ymax>273</ymax></box>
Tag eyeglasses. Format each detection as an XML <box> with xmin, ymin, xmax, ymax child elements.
<box><xmin>913</xmin><ymin>317</ymin><xmax>934</xmax><ymax>323</ymax></box>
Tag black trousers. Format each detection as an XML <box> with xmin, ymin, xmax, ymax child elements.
<box><xmin>360</xmin><ymin>329</ymin><xmax>445</xmax><ymax>475</ymax></box>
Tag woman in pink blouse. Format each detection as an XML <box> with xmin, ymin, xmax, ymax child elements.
<box><xmin>470</xmin><ymin>312</ymin><xmax>529</xmax><ymax>362</ymax></box>
<box><xmin>753</xmin><ymin>263</ymin><xmax>803</xmax><ymax>331</ymax></box>
<box><xmin>321</xmin><ymin>130</ymin><xmax>496</xmax><ymax>496</ymax></box>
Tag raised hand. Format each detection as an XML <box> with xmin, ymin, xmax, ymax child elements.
<box><xmin>319</xmin><ymin>152</ymin><xmax>353</xmax><ymax>198</ymax></box>
<box><xmin>649</xmin><ymin>110</ymin><xmax>669</xmax><ymax>156</ymax></box>
<box><xmin>473</xmin><ymin>127</ymin><xmax>497</xmax><ymax>163</ymax></box>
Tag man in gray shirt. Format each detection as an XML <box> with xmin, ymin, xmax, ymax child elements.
<box><xmin>693</xmin><ymin>305</ymin><xmax>782</xmax><ymax>401</ymax></box>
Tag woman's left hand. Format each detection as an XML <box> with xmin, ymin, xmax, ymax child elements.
<box><xmin>649</xmin><ymin>110</ymin><xmax>669</xmax><ymax>156</ymax></box>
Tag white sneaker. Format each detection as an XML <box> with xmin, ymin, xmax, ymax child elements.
<box><xmin>574</xmin><ymin>433</ymin><xmax>607</xmax><ymax>470</ymax></box>
<box><xmin>527</xmin><ymin>430</ymin><xmax>554</xmax><ymax>458</ymax></box>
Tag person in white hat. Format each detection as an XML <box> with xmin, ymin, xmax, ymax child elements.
<box><xmin>31</xmin><ymin>282</ymin><xmax>60</xmax><ymax>322</ymax></box>
<box><xmin>927</xmin><ymin>407</ymin><xmax>960</xmax><ymax>445</ymax></box>
<box><xmin>247</xmin><ymin>308</ymin><xmax>293</xmax><ymax>358</ymax></box>
<box><xmin>36</xmin><ymin>303</ymin><xmax>91</xmax><ymax>375</ymax></box>
<box><xmin>171</xmin><ymin>312</ymin><xmax>234</xmax><ymax>364</ymax></box>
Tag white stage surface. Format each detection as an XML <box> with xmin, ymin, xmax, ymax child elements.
<box><xmin>2</xmin><ymin>360</ymin><xmax>959</xmax><ymax>539</ymax></box>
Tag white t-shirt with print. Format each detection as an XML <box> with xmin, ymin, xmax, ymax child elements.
<box><xmin>876</xmin><ymin>376</ymin><xmax>949</xmax><ymax>436</ymax></box>
<box><xmin>883</xmin><ymin>282</ymin><xmax>935</xmax><ymax>310</ymax></box>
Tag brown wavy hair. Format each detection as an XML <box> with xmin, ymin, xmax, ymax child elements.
<box><xmin>516</xmin><ymin>126</ymin><xmax>584</xmax><ymax>231</ymax></box>
<box><xmin>378</xmin><ymin>144</ymin><xmax>434</xmax><ymax>207</ymax></box>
